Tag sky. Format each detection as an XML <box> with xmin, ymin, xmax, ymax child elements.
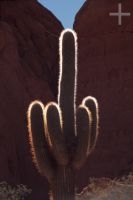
<box><xmin>38</xmin><ymin>0</ymin><xmax>85</xmax><ymax>28</ymax></box>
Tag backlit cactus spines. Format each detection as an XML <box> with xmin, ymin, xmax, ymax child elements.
<box><xmin>82</xmin><ymin>96</ymin><xmax>99</xmax><ymax>151</ymax></box>
<box><xmin>27</xmin><ymin>101</ymin><xmax>55</xmax><ymax>182</ymax></box>
<box><xmin>72</xmin><ymin>97</ymin><xmax>99</xmax><ymax>170</ymax></box>
<box><xmin>27</xmin><ymin>29</ymin><xmax>99</xmax><ymax>200</ymax></box>
<box><xmin>58</xmin><ymin>29</ymin><xmax>77</xmax><ymax>139</ymax></box>
<box><xmin>44</xmin><ymin>102</ymin><xmax>68</xmax><ymax>165</ymax></box>
<box><xmin>72</xmin><ymin>105</ymin><xmax>92</xmax><ymax>170</ymax></box>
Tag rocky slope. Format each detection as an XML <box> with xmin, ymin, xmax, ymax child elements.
<box><xmin>74</xmin><ymin>0</ymin><xmax>133</xmax><ymax>191</ymax></box>
<box><xmin>0</xmin><ymin>0</ymin><xmax>63</xmax><ymax>199</ymax></box>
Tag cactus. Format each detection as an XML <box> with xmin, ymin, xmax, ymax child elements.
<box><xmin>27</xmin><ymin>29</ymin><xmax>99</xmax><ymax>200</ymax></box>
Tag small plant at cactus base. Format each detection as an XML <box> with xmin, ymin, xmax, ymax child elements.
<box><xmin>0</xmin><ymin>182</ymin><xmax>31</xmax><ymax>200</ymax></box>
<box><xmin>27</xmin><ymin>28</ymin><xmax>99</xmax><ymax>200</ymax></box>
<box><xmin>76</xmin><ymin>173</ymin><xmax>133</xmax><ymax>200</ymax></box>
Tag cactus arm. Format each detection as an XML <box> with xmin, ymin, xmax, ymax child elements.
<box><xmin>58</xmin><ymin>29</ymin><xmax>78</xmax><ymax>137</ymax></box>
<box><xmin>27</xmin><ymin>100</ymin><xmax>55</xmax><ymax>182</ymax></box>
<box><xmin>82</xmin><ymin>96</ymin><xmax>99</xmax><ymax>151</ymax></box>
<box><xmin>72</xmin><ymin>105</ymin><xmax>92</xmax><ymax>170</ymax></box>
<box><xmin>44</xmin><ymin>102</ymin><xmax>68</xmax><ymax>166</ymax></box>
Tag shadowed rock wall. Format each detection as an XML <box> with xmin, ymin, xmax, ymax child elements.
<box><xmin>0</xmin><ymin>0</ymin><xmax>63</xmax><ymax>199</ymax></box>
<box><xmin>74</xmin><ymin>0</ymin><xmax>133</xmax><ymax>191</ymax></box>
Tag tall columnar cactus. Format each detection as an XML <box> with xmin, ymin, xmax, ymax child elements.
<box><xmin>27</xmin><ymin>29</ymin><xmax>99</xmax><ymax>200</ymax></box>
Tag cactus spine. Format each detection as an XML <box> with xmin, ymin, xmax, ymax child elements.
<box><xmin>27</xmin><ymin>29</ymin><xmax>99</xmax><ymax>200</ymax></box>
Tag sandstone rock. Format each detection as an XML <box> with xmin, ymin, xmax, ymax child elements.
<box><xmin>74</xmin><ymin>0</ymin><xmax>133</xmax><ymax>191</ymax></box>
<box><xmin>0</xmin><ymin>0</ymin><xmax>63</xmax><ymax>199</ymax></box>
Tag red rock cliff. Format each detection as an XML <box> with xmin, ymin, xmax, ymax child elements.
<box><xmin>74</xmin><ymin>0</ymin><xmax>133</xmax><ymax>190</ymax></box>
<box><xmin>0</xmin><ymin>0</ymin><xmax>63</xmax><ymax>199</ymax></box>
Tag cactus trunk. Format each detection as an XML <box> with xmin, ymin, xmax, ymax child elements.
<box><xmin>50</xmin><ymin>167</ymin><xmax>75</xmax><ymax>200</ymax></box>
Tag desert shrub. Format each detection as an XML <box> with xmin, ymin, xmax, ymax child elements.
<box><xmin>0</xmin><ymin>182</ymin><xmax>31</xmax><ymax>200</ymax></box>
<box><xmin>76</xmin><ymin>173</ymin><xmax>133</xmax><ymax>200</ymax></box>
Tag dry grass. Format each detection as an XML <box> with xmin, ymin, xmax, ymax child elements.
<box><xmin>0</xmin><ymin>182</ymin><xmax>31</xmax><ymax>200</ymax></box>
<box><xmin>76</xmin><ymin>173</ymin><xmax>133</xmax><ymax>200</ymax></box>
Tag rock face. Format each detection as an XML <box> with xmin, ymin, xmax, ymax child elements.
<box><xmin>0</xmin><ymin>0</ymin><xmax>63</xmax><ymax>199</ymax></box>
<box><xmin>74</xmin><ymin>0</ymin><xmax>133</xmax><ymax>191</ymax></box>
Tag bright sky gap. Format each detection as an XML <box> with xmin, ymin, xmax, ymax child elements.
<box><xmin>38</xmin><ymin>0</ymin><xmax>85</xmax><ymax>28</ymax></box>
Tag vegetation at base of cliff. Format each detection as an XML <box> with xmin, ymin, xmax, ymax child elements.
<box><xmin>76</xmin><ymin>173</ymin><xmax>133</xmax><ymax>200</ymax></box>
<box><xmin>0</xmin><ymin>182</ymin><xmax>31</xmax><ymax>200</ymax></box>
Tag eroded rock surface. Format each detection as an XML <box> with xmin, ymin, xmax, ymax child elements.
<box><xmin>0</xmin><ymin>0</ymin><xmax>63</xmax><ymax>199</ymax></box>
<box><xmin>74</xmin><ymin>0</ymin><xmax>133</xmax><ymax>190</ymax></box>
